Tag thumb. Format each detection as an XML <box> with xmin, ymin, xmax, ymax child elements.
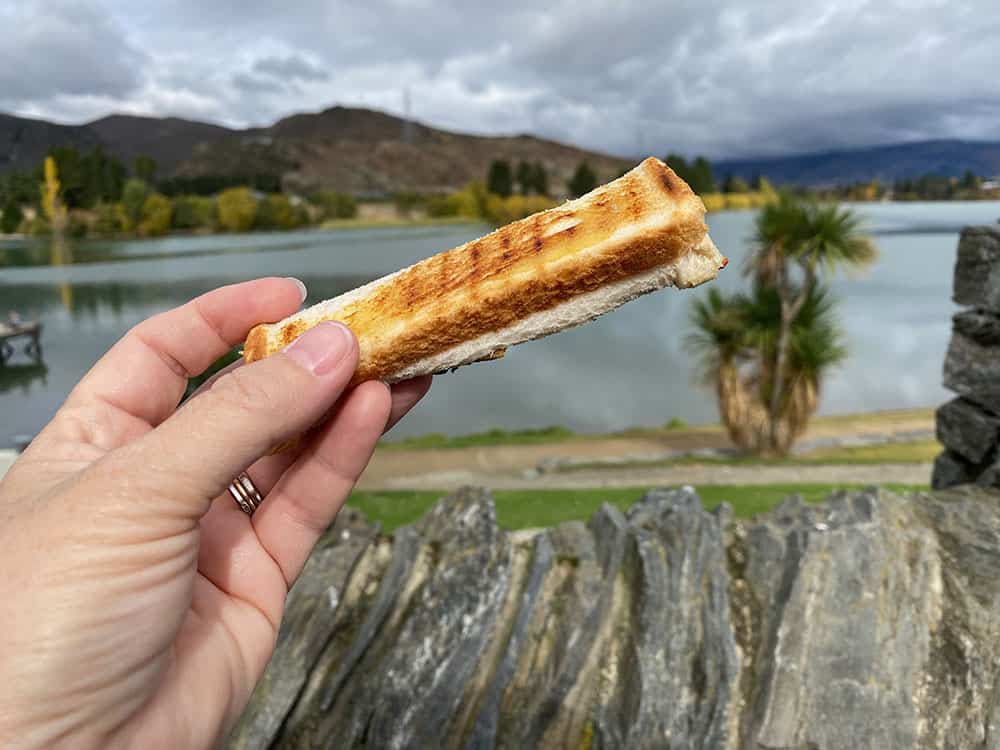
<box><xmin>129</xmin><ymin>321</ymin><xmax>359</xmax><ymax>515</ymax></box>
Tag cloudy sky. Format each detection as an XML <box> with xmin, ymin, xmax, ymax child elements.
<box><xmin>1</xmin><ymin>0</ymin><xmax>998</xmax><ymax>159</ymax></box>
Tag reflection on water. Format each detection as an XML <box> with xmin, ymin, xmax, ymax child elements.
<box><xmin>1</xmin><ymin>204</ymin><xmax>998</xmax><ymax>447</ymax></box>
<box><xmin>0</xmin><ymin>361</ymin><xmax>48</xmax><ymax>396</ymax></box>
<box><xmin>0</xmin><ymin>230</ymin><xmax>358</xmax><ymax>269</ymax></box>
<box><xmin>52</xmin><ymin>235</ymin><xmax>74</xmax><ymax>312</ymax></box>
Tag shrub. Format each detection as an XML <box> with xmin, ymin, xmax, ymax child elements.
<box><xmin>310</xmin><ymin>190</ymin><xmax>357</xmax><ymax>220</ymax></box>
<box><xmin>295</xmin><ymin>203</ymin><xmax>313</xmax><ymax>226</ymax></box>
<box><xmin>425</xmin><ymin>193</ymin><xmax>461</xmax><ymax>218</ymax></box>
<box><xmin>451</xmin><ymin>181</ymin><xmax>490</xmax><ymax>219</ymax></box>
<box><xmin>172</xmin><ymin>195</ymin><xmax>217</xmax><ymax>230</ymax></box>
<box><xmin>700</xmin><ymin>193</ymin><xmax>728</xmax><ymax>212</ymax></box>
<box><xmin>217</xmin><ymin>187</ymin><xmax>258</xmax><ymax>232</ymax></box>
<box><xmin>725</xmin><ymin>193</ymin><xmax>754</xmax><ymax>210</ymax></box>
<box><xmin>67</xmin><ymin>212</ymin><xmax>89</xmax><ymax>238</ymax></box>
<box><xmin>139</xmin><ymin>193</ymin><xmax>173</xmax><ymax>237</ymax></box>
<box><xmin>121</xmin><ymin>179</ymin><xmax>148</xmax><ymax>231</ymax></box>
<box><xmin>92</xmin><ymin>202</ymin><xmax>126</xmax><ymax>235</ymax></box>
<box><xmin>483</xmin><ymin>194</ymin><xmax>556</xmax><ymax>225</ymax></box>
<box><xmin>393</xmin><ymin>191</ymin><xmax>423</xmax><ymax>218</ymax></box>
<box><xmin>28</xmin><ymin>216</ymin><xmax>51</xmax><ymax>236</ymax></box>
<box><xmin>255</xmin><ymin>194</ymin><xmax>296</xmax><ymax>229</ymax></box>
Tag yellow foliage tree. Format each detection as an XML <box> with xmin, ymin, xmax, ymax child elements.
<box><xmin>139</xmin><ymin>193</ymin><xmax>173</xmax><ymax>237</ymax></box>
<box><xmin>217</xmin><ymin>188</ymin><xmax>258</xmax><ymax>232</ymax></box>
<box><xmin>40</xmin><ymin>156</ymin><xmax>68</xmax><ymax>235</ymax></box>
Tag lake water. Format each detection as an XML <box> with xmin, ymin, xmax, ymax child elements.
<box><xmin>2</xmin><ymin>202</ymin><xmax>999</xmax><ymax>447</ymax></box>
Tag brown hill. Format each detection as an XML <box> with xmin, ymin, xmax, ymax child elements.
<box><xmin>0</xmin><ymin>105</ymin><xmax>631</xmax><ymax>196</ymax></box>
<box><xmin>87</xmin><ymin>114</ymin><xmax>233</xmax><ymax>176</ymax></box>
<box><xmin>0</xmin><ymin>113</ymin><xmax>100</xmax><ymax>173</ymax></box>
<box><xmin>177</xmin><ymin>106</ymin><xmax>631</xmax><ymax>195</ymax></box>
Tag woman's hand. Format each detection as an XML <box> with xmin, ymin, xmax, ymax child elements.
<box><xmin>0</xmin><ymin>278</ymin><xmax>431</xmax><ymax>749</ymax></box>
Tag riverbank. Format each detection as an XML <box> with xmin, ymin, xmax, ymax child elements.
<box><xmin>360</xmin><ymin>408</ymin><xmax>936</xmax><ymax>491</ymax></box>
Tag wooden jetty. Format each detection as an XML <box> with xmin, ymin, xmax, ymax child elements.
<box><xmin>0</xmin><ymin>320</ymin><xmax>42</xmax><ymax>365</ymax></box>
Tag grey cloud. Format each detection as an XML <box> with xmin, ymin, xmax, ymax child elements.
<box><xmin>231</xmin><ymin>72</ymin><xmax>287</xmax><ymax>95</ymax></box>
<box><xmin>253</xmin><ymin>55</ymin><xmax>330</xmax><ymax>82</ymax></box>
<box><xmin>16</xmin><ymin>0</ymin><xmax>1000</xmax><ymax>158</ymax></box>
<box><xmin>0</xmin><ymin>0</ymin><xmax>147</xmax><ymax>109</ymax></box>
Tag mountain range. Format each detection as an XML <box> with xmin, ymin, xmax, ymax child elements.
<box><xmin>0</xmin><ymin>107</ymin><xmax>628</xmax><ymax>196</ymax></box>
<box><xmin>2</xmin><ymin>106</ymin><xmax>999</xmax><ymax>193</ymax></box>
<box><xmin>714</xmin><ymin>140</ymin><xmax>1000</xmax><ymax>187</ymax></box>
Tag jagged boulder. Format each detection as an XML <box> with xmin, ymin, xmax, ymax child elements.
<box><xmin>224</xmin><ymin>485</ymin><xmax>1000</xmax><ymax>750</ymax></box>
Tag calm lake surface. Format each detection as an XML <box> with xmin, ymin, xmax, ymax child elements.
<box><xmin>2</xmin><ymin>202</ymin><xmax>999</xmax><ymax>447</ymax></box>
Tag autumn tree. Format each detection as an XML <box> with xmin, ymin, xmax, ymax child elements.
<box><xmin>217</xmin><ymin>187</ymin><xmax>258</xmax><ymax>232</ymax></box>
<box><xmin>40</xmin><ymin>156</ymin><xmax>69</xmax><ymax>235</ymax></box>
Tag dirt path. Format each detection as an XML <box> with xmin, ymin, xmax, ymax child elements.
<box><xmin>357</xmin><ymin>462</ymin><xmax>932</xmax><ymax>491</ymax></box>
<box><xmin>358</xmin><ymin>410</ymin><xmax>935</xmax><ymax>491</ymax></box>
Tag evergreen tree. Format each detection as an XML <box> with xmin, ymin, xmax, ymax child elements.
<box><xmin>47</xmin><ymin>147</ymin><xmax>85</xmax><ymax>208</ymax></box>
<box><xmin>134</xmin><ymin>155</ymin><xmax>158</xmax><ymax>184</ymax></box>
<box><xmin>961</xmin><ymin>170</ymin><xmax>982</xmax><ymax>190</ymax></box>
<box><xmin>515</xmin><ymin>161</ymin><xmax>534</xmax><ymax>195</ymax></box>
<box><xmin>532</xmin><ymin>161</ymin><xmax>549</xmax><ymax>196</ymax></box>
<box><xmin>487</xmin><ymin>160</ymin><xmax>513</xmax><ymax>197</ymax></box>
<box><xmin>568</xmin><ymin>161</ymin><xmax>597</xmax><ymax>198</ymax></box>
<box><xmin>691</xmin><ymin>157</ymin><xmax>716</xmax><ymax>194</ymax></box>
<box><xmin>664</xmin><ymin>154</ymin><xmax>716</xmax><ymax>194</ymax></box>
<box><xmin>1</xmin><ymin>194</ymin><xmax>23</xmax><ymax>234</ymax></box>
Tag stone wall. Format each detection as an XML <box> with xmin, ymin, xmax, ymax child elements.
<box><xmin>934</xmin><ymin>225</ymin><xmax>1000</xmax><ymax>489</ymax></box>
<box><xmin>225</xmin><ymin>485</ymin><xmax>1000</xmax><ymax>750</ymax></box>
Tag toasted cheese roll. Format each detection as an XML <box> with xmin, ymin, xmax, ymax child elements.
<box><xmin>243</xmin><ymin>157</ymin><xmax>727</xmax><ymax>383</ymax></box>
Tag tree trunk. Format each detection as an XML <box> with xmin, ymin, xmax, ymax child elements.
<box><xmin>767</xmin><ymin>301</ymin><xmax>793</xmax><ymax>454</ymax></box>
<box><xmin>766</xmin><ymin>265</ymin><xmax>814</xmax><ymax>455</ymax></box>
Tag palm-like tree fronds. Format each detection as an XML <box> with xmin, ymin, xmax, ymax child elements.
<box><xmin>744</xmin><ymin>192</ymin><xmax>809</xmax><ymax>285</ymax></box>
<box><xmin>685</xmin><ymin>288</ymin><xmax>751</xmax><ymax>379</ymax></box>
<box><xmin>794</xmin><ymin>202</ymin><xmax>878</xmax><ymax>275</ymax></box>
<box><xmin>788</xmin><ymin>285</ymin><xmax>848</xmax><ymax>381</ymax></box>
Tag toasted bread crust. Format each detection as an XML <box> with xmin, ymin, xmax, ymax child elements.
<box><xmin>243</xmin><ymin>157</ymin><xmax>724</xmax><ymax>384</ymax></box>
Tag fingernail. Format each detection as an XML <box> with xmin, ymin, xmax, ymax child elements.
<box><xmin>286</xmin><ymin>277</ymin><xmax>308</xmax><ymax>303</ymax></box>
<box><xmin>283</xmin><ymin>322</ymin><xmax>354</xmax><ymax>375</ymax></box>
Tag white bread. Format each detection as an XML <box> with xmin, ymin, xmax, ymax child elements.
<box><xmin>243</xmin><ymin>157</ymin><xmax>727</xmax><ymax>384</ymax></box>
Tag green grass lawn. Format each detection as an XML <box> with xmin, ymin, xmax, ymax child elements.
<box><xmin>384</xmin><ymin>425</ymin><xmax>580</xmax><ymax>450</ymax></box>
<box><xmin>347</xmin><ymin>483</ymin><xmax>928</xmax><ymax>533</ymax></box>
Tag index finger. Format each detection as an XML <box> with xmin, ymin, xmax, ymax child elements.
<box><xmin>65</xmin><ymin>277</ymin><xmax>305</xmax><ymax>428</ymax></box>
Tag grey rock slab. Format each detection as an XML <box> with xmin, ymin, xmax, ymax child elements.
<box><xmin>936</xmin><ymin>397</ymin><xmax>1000</xmax><ymax>463</ymax></box>
<box><xmin>932</xmin><ymin>449</ymin><xmax>982</xmax><ymax>490</ymax></box>
<box><xmin>333</xmin><ymin>487</ymin><xmax>512</xmax><ymax>750</ymax></box>
<box><xmin>953</xmin><ymin>225</ymin><xmax>1000</xmax><ymax>311</ymax></box>
<box><xmin>224</xmin><ymin>508</ymin><xmax>377</xmax><ymax>750</ymax></box>
<box><xmin>943</xmin><ymin>328</ymin><xmax>1000</xmax><ymax>414</ymax></box>
<box><xmin>594</xmin><ymin>488</ymin><xmax>739</xmax><ymax>750</ymax></box>
<box><xmin>224</xmin><ymin>485</ymin><xmax>1000</xmax><ymax>749</ymax></box>
<box><xmin>953</xmin><ymin>309</ymin><xmax>1000</xmax><ymax>347</ymax></box>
